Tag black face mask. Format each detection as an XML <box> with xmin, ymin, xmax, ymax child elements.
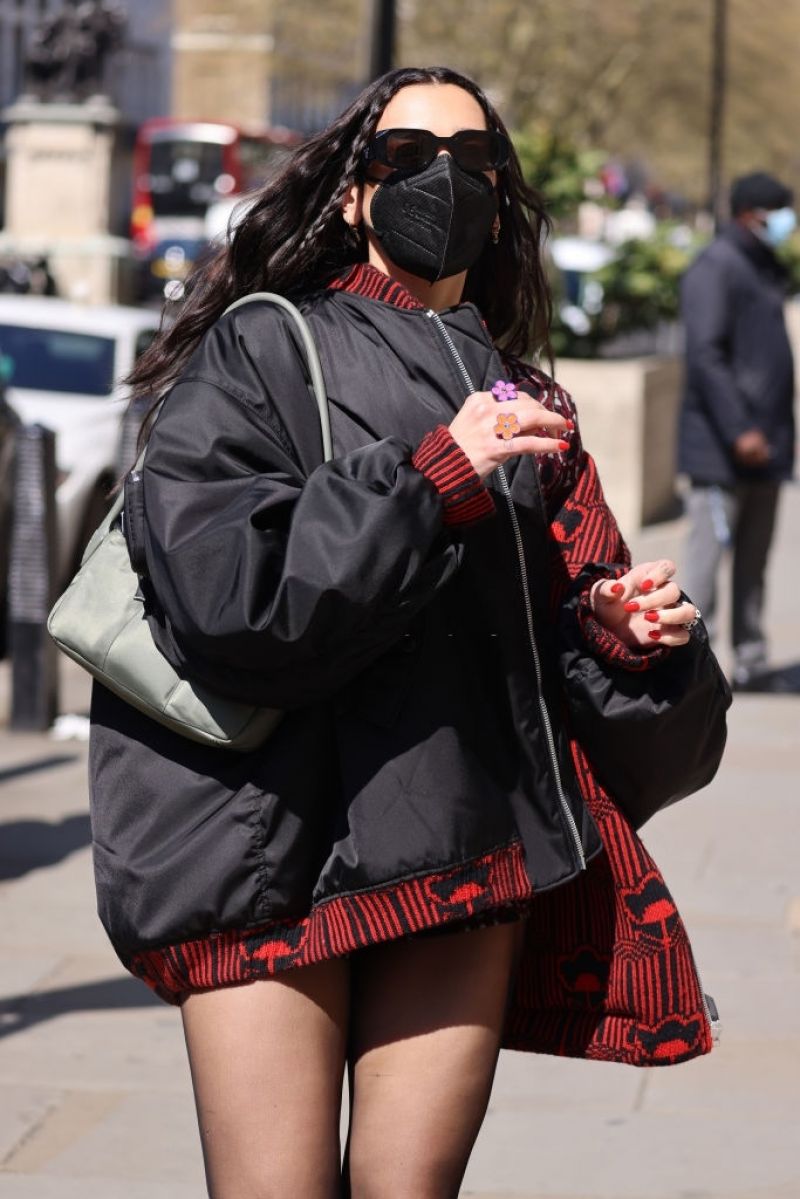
<box><xmin>367</xmin><ymin>155</ymin><xmax>498</xmax><ymax>283</ymax></box>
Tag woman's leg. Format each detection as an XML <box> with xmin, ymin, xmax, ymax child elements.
<box><xmin>181</xmin><ymin>957</ymin><xmax>350</xmax><ymax>1199</ymax></box>
<box><xmin>345</xmin><ymin>920</ymin><xmax>523</xmax><ymax>1199</ymax></box>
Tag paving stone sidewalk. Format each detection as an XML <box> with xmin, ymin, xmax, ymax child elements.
<box><xmin>0</xmin><ymin>486</ymin><xmax>798</xmax><ymax>1199</ymax></box>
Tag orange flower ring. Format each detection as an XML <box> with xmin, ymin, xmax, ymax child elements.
<box><xmin>494</xmin><ymin>411</ymin><xmax>521</xmax><ymax>440</ymax></box>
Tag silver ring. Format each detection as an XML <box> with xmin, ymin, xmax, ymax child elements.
<box><xmin>683</xmin><ymin>606</ymin><xmax>702</xmax><ymax>631</ymax></box>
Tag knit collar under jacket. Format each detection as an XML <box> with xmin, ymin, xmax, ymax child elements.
<box><xmin>328</xmin><ymin>261</ymin><xmax>427</xmax><ymax>310</ymax></box>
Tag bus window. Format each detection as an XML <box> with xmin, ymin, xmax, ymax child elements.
<box><xmin>130</xmin><ymin>119</ymin><xmax>302</xmax><ymax>285</ymax></box>
<box><xmin>147</xmin><ymin>140</ymin><xmax>229</xmax><ymax>217</ymax></box>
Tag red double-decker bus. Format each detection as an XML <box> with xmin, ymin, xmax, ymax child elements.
<box><xmin>130</xmin><ymin>118</ymin><xmax>301</xmax><ymax>297</ymax></box>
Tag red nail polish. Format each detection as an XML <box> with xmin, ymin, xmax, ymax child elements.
<box><xmin>564</xmin><ymin>418</ymin><xmax>575</xmax><ymax>431</ymax></box>
<box><xmin>648</xmin><ymin>630</ymin><xmax>662</xmax><ymax>640</ymax></box>
<box><xmin>558</xmin><ymin>440</ymin><xmax>570</xmax><ymax>451</ymax></box>
<box><xmin>611</xmin><ymin>583</ymin><xmax>624</xmax><ymax>596</ymax></box>
<box><xmin>641</xmin><ymin>578</ymin><xmax>655</xmax><ymax>592</ymax></box>
<box><xmin>644</xmin><ymin>611</ymin><xmax>660</xmax><ymax>623</ymax></box>
<box><xmin>624</xmin><ymin>600</ymin><xmax>639</xmax><ymax>612</ymax></box>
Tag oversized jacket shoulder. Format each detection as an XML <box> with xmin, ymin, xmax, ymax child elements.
<box><xmin>141</xmin><ymin>301</ymin><xmax>462</xmax><ymax>709</ymax></box>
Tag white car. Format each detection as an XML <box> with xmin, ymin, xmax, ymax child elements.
<box><xmin>0</xmin><ymin>296</ymin><xmax>160</xmax><ymax>583</ymax></box>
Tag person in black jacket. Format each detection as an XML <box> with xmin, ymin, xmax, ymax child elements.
<box><xmin>92</xmin><ymin>67</ymin><xmax>717</xmax><ymax>1198</ymax></box>
<box><xmin>678</xmin><ymin>171</ymin><xmax>796</xmax><ymax>691</ymax></box>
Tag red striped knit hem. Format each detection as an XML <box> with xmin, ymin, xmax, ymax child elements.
<box><xmin>503</xmin><ymin>1010</ymin><xmax>712</xmax><ymax>1067</ymax></box>
<box><xmin>412</xmin><ymin>425</ymin><xmax>495</xmax><ymax>526</ymax></box>
<box><xmin>125</xmin><ymin>840</ymin><xmax>533</xmax><ymax>1005</ymax></box>
<box><xmin>577</xmin><ymin>587</ymin><xmax>669</xmax><ymax>672</ymax></box>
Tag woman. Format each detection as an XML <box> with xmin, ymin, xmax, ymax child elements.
<box><xmin>91</xmin><ymin>67</ymin><xmax>714</xmax><ymax>1198</ymax></box>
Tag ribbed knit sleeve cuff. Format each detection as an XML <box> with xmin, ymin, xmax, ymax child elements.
<box><xmin>577</xmin><ymin>586</ymin><xmax>670</xmax><ymax>672</ymax></box>
<box><xmin>412</xmin><ymin>425</ymin><xmax>496</xmax><ymax>527</ymax></box>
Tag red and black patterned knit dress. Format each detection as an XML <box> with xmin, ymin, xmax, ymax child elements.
<box><xmin>88</xmin><ymin>263</ymin><xmax>715</xmax><ymax>1068</ymax></box>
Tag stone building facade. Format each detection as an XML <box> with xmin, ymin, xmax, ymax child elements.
<box><xmin>0</xmin><ymin>0</ymin><xmax>374</xmax><ymax>240</ymax></box>
<box><xmin>172</xmin><ymin>0</ymin><xmax>274</xmax><ymax>129</ymax></box>
<box><xmin>172</xmin><ymin>0</ymin><xmax>368</xmax><ymax>133</ymax></box>
<box><xmin>1</xmin><ymin>0</ymin><xmax>371</xmax><ymax>138</ymax></box>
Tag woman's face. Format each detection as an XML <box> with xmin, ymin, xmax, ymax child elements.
<box><xmin>343</xmin><ymin>82</ymin><xmax>496</xmax><ymax>233</ymax></box>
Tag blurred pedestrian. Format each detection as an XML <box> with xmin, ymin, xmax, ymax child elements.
<box><xmin>679</xmin><ymin>171</ymin><xmax>796</xmax><ymax>691</ymax></box>
<box><xmin>89</xmin><ymin>67</ymin><xmax>719</xmax><ymax>1198</ymax></box>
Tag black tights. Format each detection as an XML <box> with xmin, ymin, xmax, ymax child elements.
<box><xmin>181</xmin><ymin>919</ymin><xmax>524</xmax><ymax>1199</ymax></box>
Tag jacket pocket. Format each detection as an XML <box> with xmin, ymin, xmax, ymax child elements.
<box><xmin>89</xmin><ymin>685</ymin><xmax>326</xmax><ymax>951</ymax></box>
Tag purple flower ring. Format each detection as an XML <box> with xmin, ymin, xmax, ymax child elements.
<box><xmin>491</xmin><ymin>379</ymin><xmax>518</xmax><ymax>402</ymax></box>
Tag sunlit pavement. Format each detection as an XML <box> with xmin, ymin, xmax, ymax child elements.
<box><xmin>1</xmin><ymin>484</ymin><xmax>798</xmax><ymax>1199</ymax></box>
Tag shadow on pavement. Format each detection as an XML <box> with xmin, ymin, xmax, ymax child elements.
<box><xmin>777</xmin><ymin>660</ymin><xmax>800</xmax><ymax>691</ymax></box>
<box><xmin>0</xmin><ymin>812</ymin><xmax>91</xmax><ymax>880</ymax></box>
<box><xmin>731</xmin><ymin>661</ymin><xmax>800</xmax><ymax>694</ymax></box>
<box><xmin>0</xmin><ymin>975</ymin><xmax>162</xmax><ymax>1039</ymax></box>
<box><xmin>0</xmin><ymin>753</ymin><xmax>79</xmax><ymax>784</ymax></box>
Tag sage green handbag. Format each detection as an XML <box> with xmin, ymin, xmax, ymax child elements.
<box><xmin>47</xmin><ymin>293</ymin><xmax>332</xmax><ymax>750</ymax></box>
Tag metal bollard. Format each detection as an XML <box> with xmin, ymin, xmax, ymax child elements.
<box><xmin>8</xmin><ymin>423</ymin><xmax>59</xmax><ymax>731</ymax></box>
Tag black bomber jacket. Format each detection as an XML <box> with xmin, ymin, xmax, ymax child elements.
<box><xmin>87</xmin><ymin>267</ymin><xmax>717</xmax><ymax>1068</ymax></box>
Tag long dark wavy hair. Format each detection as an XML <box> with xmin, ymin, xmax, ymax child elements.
<box><xmin>128</xmin><ymin>66</ymin><xmax>553</xmax><ymax>404</ymax></box>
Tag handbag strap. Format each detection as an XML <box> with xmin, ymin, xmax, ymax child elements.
<box><xmin>118</xmin><ymin>292</ymin><xmax>331</xmax><ymax>575</ymax></box>
<box><xmin>222</xmin><ymin>292</ymin><xmax>332</xmax><ymax>463</ymax></box>
<box><xmin>130</xmin><ymin>292</ymin><xmax>331</xmax><ymax>475</ymax></box>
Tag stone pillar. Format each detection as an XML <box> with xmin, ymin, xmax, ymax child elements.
<box><xmin>0</xmin><ymin>98</ymin><xmax>133</xmax><ymax>304</ymax></box>
<box><xmin>553</xmin><ymin>356</ymin><xmax>683</xmax><ymax>534</ymax></box>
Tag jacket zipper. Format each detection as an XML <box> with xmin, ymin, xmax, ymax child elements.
<box><xmin>426</xmin><ymin>309</ymin><xmax>586</xmax><ymax>871</ymax></box>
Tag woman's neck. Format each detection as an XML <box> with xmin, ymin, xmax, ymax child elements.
<box><xmin>366</xmin><ymin>243</ymin><xmax>466</xmax><ymax>311</ymax></box>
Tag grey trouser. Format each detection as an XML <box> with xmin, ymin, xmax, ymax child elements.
<box><xmin>682</xmin><ymin>481</ymin><xmax>781</xmax><ymax>675</ymax></box>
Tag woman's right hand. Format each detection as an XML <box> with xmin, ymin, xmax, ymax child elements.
<box><xmin>448</xmin><ymin>390</ymin><xmax>573</xmax><ymax>481</ymax></box>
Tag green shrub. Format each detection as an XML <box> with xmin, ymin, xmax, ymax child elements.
<box><xmin>550</xmin><ymin>225</ymin><xmax>710</xmax><ymax>357</ymax></box>
<box><xmin>513</xmin><ymin>128</ymin><xmax>605</xmax><ymax>220</ymax></box>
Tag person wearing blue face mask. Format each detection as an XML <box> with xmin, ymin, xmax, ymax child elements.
<box><xmin>753</xmin><ymin>204</ymin><xmax>797</xmax><ymax>247</ymax></box>
<box><xmin>678</xmin><ymin>171</ymin><xmax>797</xmax><ymax>693</ymax></box>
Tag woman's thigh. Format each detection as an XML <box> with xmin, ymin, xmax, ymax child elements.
<box><xmin>181</xmin><ymin>957</ymin><xmax>350</xmax><ymax>1199</ymax></box>
<box><xmin>345</xmin><ymin>920</ymin><xmax>524</xmax><ymax>1199</ymax></box>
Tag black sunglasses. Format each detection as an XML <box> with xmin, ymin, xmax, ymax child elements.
<box><xmin>363</xmin><ymin>128</ymin><xmax>510</xmax><ymax>175</ymax></box>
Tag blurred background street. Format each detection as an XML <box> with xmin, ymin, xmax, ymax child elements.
<box><xmin>1</xmin><ymin>1</ymin><xmax>799</xmax><ymax>1196</ymax></box>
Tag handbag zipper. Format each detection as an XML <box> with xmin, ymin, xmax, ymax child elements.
<box><xmin>687</xmin><ymin>941</ymin><xmax>722</xmax><ymax>1045</ymax></box>
<box><xmin>426</xmin><ymin>309</ymin><xmax>586</xmax><ymax>871</ymax></box>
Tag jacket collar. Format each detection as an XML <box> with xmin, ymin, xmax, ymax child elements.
<box><xmin>721</xmin><ymin>221</ymin><xmax>789</xmax><ymax>284</ymax></box>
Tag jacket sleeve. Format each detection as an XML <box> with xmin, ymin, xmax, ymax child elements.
<box><xmin>547</xmin><ymin>422</ymin><xmax>668</xmax><ymax>673</ymax></box>
<box><xmin>681</xmin><ymin>256</ymin><xmax>754</xmax><ymax>445</ymax></box>
<box><xmin>141</xmin><ymin>372</ymin><xmax>461</xmax><ymax>709</ymax></box>
<box><xmin>504</xmin><ymin>363</ymin><xmax>636</xmax><ymax>662</ymax></box>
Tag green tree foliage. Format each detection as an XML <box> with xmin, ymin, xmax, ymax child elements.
<box><xmin>512</xmin><ymin>129</ymin><xmax>605</xmax><ymax>219</ymax></box>
<box><xmin>594</xmin><ymin>230</ymin><xmax>701</xmax><ymax>331</ymax></box>
<box><xmin>271</xmin><ymin>0</ymin><xmax>367</xmax><ymax>115</ymax></box>
<box><xmin>398</xmin><ymin>0</ymin><xmax>800</xmax><ymax>206</ymax></box>
<box><xmin>776</xmin><ymin>235</ymin><xmax>800</xmax><ymax>295</ymax></box>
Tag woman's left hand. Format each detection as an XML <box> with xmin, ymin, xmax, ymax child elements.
<box><xmin>590</xmin><ymin>559</ymin><xmax>698</xmax><ymax>649</ymax></box>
